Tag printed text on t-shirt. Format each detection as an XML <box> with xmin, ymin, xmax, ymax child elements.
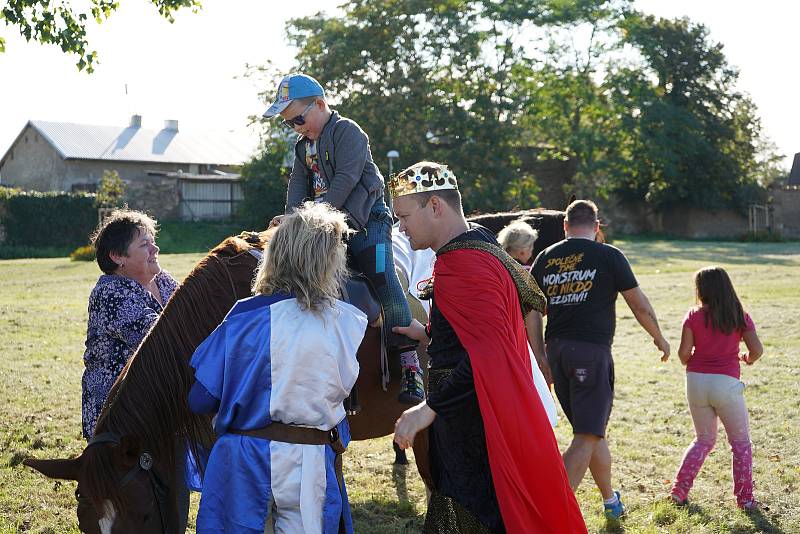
<box><xmin>542</xmin><ymin>253</ymin><xmax>596</xmax><ymax>304</ymax></box>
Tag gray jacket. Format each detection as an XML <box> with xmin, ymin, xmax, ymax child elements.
<box><xmin>285</xmin><ymin>111</ymin><xmax>384</xmax><ymax>230</ymax></box>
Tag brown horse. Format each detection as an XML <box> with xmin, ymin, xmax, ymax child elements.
<box><xmin>467</xmin><ymin>207</ymin><xmax>605</xmax><ymax>256</ymax></box>
<box><xmin>24</xmin><ymin>231</ymin><xmax>427</xmax><ymax>533</ymax></box>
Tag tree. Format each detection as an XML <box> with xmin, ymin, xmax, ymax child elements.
<box><xmin>247</xmin><ymin>0</ymin><xmax>767</xmax><ymax>214</ymax></box>
<box><xmin>95</xmin><ymin>169</ymin><xmax>126</xmax><ymax>208</ymax></box>
<box><xmin>1</xmin><ymin>0</ymin><xmax>200</xmax><ymax>72</ymax></box>
<box><xmin>237</xmin><ymin>133</ymin><xmax>292</xmax><ymax>229</ymax></box>
<box><xmin>272</xmin><ymin>0</ymin><xmax>576</xmax><ymax>212</ymax></box>
<box><xmin>611</xmin><ymin>13</ymin><xmax>764</xmax><ymax>210</ymax></box>
<box><xmin>266</xmin><ymin>0</ymin><xmax>637</xmax><ymax>212</ymax></box>
<box><xmin>513</xmin><ymin>0</ymin><xmax>631</xmax><ymax>201</ymax></box>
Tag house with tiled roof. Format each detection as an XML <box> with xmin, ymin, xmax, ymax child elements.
<box><xmin>0</xmin><ymin>116</ymin><xmax>257</xmax><ymax>220</ymax></box>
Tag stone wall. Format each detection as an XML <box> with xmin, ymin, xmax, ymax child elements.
<box><xmin>603</xmin><ymin>190</ymin><xmax>800</xmax><ymax>240</ymax></box>
<box><xmin>601</xmin><ymin>197</ymin><xmax>750</xmax><ymax>239</ymax></box>
<box><xmin>123</xmin><ymin>175</ymin><xmax>181</xmax><ymax>220</ymax></box>
<box><xmin>0</xmin><ymin>125</ymin><xmax>67</xmax><ymax>190</ymax></box>
<box><xmin>771</xmin><ymin>186</ymin><xmax>800</xmax><ymax>239</ymax></box>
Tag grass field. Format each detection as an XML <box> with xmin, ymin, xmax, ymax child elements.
<box><xmin>1</xmin><ymin>239</ymin><xmax>798</xmax><ymax>533</ymax></box>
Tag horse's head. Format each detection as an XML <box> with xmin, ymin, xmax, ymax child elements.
<box><xmin>24</xmin><ymin>434</ymin><xmax>166</xmax><ymax>534</ymax></box>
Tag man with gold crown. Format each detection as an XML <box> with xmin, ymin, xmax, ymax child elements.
<box><xmin>391</xmin><ymin>162</ymin><xmax>587</xmax><ymax>533</ymax></box>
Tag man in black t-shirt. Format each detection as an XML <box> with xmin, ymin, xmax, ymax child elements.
<box><xmin>531</xmin><ymin>199</ymin><xmax>670</xmax><ymax>520</ymax></box>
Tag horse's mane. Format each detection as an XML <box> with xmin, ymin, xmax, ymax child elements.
<box><xmin>81</xmin><ymin>232</ymin><xmax>268</xmax><ymax>517</ymax></box>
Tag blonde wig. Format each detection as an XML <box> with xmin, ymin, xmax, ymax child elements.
<box><xmin>497</xmin><ymin>220</ymin><xmax>538</xmax><ymax>254</ymax></box>
<box><xmin>252</xmin><ymin>202</ymin><xmax>352</xmax><ymax>311</ymax></box>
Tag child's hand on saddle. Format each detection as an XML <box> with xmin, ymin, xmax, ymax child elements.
<box><xmin>393</xmin><ymin>319</ymin><xmax>429</xmax><ymax>344</ymax></box>
<box><xmin>268</xmin><ymin>215</ymin><xmax>285</xmax><ymax>229</ymax></box>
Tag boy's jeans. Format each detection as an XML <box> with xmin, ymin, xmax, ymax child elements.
<box><xmin>347</xmin><ymin>204</ymin><xmax>416</xmax><ymax>351</ymax></box>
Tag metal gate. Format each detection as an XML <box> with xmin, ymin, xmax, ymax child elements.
<box><xmin>178</xmin><ymin>178</ymin><xmax>243</xmax><ymax>221</ymax></box>
<box><xmin>748</xmin><ymin>203</ymin><xmax>771</xmax><ymax>236</ymax></box>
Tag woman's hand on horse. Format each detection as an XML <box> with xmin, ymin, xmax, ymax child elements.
<box><xmin>394</xmin><ymin>403</ymin><xmax>436</xmax><ymax>450</ymax></box>
<box><xmin>268</xmin><ymin>215</ymin><xmax>285</xmax><ymax>229</ymax></box>
<box><xmin>393</xmin><ymin>319</ymin><xmax>429</xmax><ymax>344</ymax></box>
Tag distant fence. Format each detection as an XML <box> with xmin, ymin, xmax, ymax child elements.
<box><xmin>748</xmin><ymin>204</ymin><xmax>770</xmax><ymax>236</ymax></box>
<box><xmin>177</xmin><ymin>177</ymin><xmax>243</xmax><ymax>221</ymax></box>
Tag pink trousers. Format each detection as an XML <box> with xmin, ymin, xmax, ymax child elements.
<box><xmin>670</xmin><ymin>372</ymin><xmax>754</xmax><ymax>507</ymax></box>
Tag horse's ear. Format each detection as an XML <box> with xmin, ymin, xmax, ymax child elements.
<box><xmin>565</xmin><ymin>194</ymin><xmax>576</xmax><ymax>209</ymax></box>
<box><xmin>23</xmin><ymin>457</ymin><xmax>82</xmax><ymax>481</ymax></box>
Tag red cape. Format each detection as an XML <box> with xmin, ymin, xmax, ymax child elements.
<box><xmin>435</xmin><ymin>249</ymin><xmax>586</xmax><ymax>534</ymax></box>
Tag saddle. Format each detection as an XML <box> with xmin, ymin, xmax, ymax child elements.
<box><xmin>340</xmin><ymin>276</ymin><xmax>388</xmax><ymax>415</ymax></box>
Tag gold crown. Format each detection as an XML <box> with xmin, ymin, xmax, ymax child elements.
<box><xmin>388</xmin><ymin>163</ymin><xmax>459</xmax><ymax>198</ymax></box>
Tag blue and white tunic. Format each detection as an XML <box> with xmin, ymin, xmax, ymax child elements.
<box><xmin>189</xmin><ymin>293</ymin><xmax>366</xmax><ymax>534</ymax></box>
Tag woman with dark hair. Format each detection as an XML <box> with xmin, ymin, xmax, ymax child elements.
<box><xmin>81</xmin><ymin>208</ymin><xmax>178</xmax><ymax>439</ymax></box>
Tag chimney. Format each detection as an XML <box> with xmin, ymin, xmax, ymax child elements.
<box><xmin>130</xmin><ymin>114</ymin><xmax>142</xmax><ymax>127</ymax></box>
<box><xmin>164</xmin><ymin>119</ymin><xmax>179</xmax><ymax>132</ymax></box>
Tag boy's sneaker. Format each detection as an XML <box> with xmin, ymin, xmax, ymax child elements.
<box><xmin>604</xmin><ymin>491</ymin><xmax>625</xmax><ymax>520</ymax></box>
<box><xmin>398</xmin><ymin>367</ymin><xmax>424</xmax><ymax>405</ymax></box>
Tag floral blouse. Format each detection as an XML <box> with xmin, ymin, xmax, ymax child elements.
<box><xmin>81</xmin><ymin>271</ymin><xmax>178</xmax><ymax>439</ymax></box>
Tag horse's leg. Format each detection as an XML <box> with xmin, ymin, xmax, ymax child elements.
<box><xmin>412</xmin><ymin>428</ymin><xmax>434</xmax><ymax>495</ymax></box>
<box><xmin>392</xmin><ymin>441</ymin><xmax>408</xmax><ymax>465</ymax></box>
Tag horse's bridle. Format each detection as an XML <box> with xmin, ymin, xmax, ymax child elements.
<box><xmin>207</xmin><ymin>247</ymin><xmax>263</xmax><ymax>303</ymax></box>
<box><xmin>83</xmin><ymin>432</ymin><xmax>172</xmax><ymax>533</ymax></box>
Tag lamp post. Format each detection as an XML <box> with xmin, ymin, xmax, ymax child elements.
<box><xmin>386</xmin><ymin>150</ymin><xmax>399</xmax><ymax>211</ymax></box>
<box><xmin>387</xmin><ymin>150</ymin><xmax>400</xmax><ymax>176</ymax></box>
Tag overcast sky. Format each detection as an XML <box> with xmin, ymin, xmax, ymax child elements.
<box><xmin>0</xmin><ymin>0</ymin><xmax>796</xmax><ymax>171</ymax></box>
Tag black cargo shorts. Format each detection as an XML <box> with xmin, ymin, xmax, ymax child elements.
<box><xmin>547</xmin><ymin>338</ymin><xmax>614</xmax><ymax>437</ymax></box>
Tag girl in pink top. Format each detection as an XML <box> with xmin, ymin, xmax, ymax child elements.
<box><xmin>669</xmin><ymin>267</ymin><xmax>763</xmax><ymax>510</ymax></box>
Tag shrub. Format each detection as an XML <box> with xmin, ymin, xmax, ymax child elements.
<box><xmin>0</xmin><ymin>245</ymin><xmax>73</xmax><ymax>259</ymax></box>
<box><xmin>69</xmin><ymin>245</ymin><xmax>95</xmax><ymax>261</ymax></box>
<box><xmin>237</xmin><ymin>136</ymin><xmax>291</xmax><ymax>230</ymax></box>
<box><xmin>739</xmin><ymin>231</ymin><xmax>784</xmax><ymax>243</ymax></box>
<box><xmin>0</xmin><ymin>187</ymin><xmax>97</xmax><ymax>249</ymax></box>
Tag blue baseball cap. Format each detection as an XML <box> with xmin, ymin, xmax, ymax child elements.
<box><xmin>262</xmin><ymin>74</ymin><xmax>325</xmax><ymax>118</ymax></box>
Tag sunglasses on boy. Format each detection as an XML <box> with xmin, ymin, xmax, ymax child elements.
<box><xmin>282</xmin><ymin>101</ymin><xmax>316</xmax><ymax>129</ymax></box>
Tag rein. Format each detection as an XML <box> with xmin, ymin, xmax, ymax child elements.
<box><xmin>208</xmin><ymin>247</ymin><xmax>263</xmax><ymax>303</ymax></box>
<box><xmin>86</xmin><ymin>432</ymin><xmax>172</xmax><ymax>533</ymax></box>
